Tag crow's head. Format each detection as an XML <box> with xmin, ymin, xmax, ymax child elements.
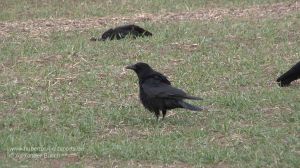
<box><xmin>126</xmin><ymin>62</ymin><xmax>154</xmax><ymax>78</ymax></box>
<box><xmin>126</xmin><ymin>62</ymin><xmax>152</xmax><ymax>72</ymax></box>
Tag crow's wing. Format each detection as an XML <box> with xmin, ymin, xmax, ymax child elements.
<box><xmin>152</xmin><ymin>73</ymin><xmax>171</xmax><ymax>85</ymax></box>
<box><xmin>142</xmin><ymin>82</ymin><xmax>201</xmax><ymax>100</ymax></box>
<box><xmin>143</xmin><ymin>73</ymin><xmax>171</xmax><ymax>85</ymax></box>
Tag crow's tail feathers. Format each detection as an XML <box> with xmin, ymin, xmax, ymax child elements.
<box><xmin>179</xmin><ymin>101</ymin><xmax>203</xmax><ymax>111</ymax></box>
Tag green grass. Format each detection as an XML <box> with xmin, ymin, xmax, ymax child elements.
<box><xmin>0</xmin><ymin>1</ymin><xmax>300</xmax><ymax>168</ymax></box>
<box><xmin>0</xmin><ymin>0</ymin><xmax>296</xmax><ymax>21</ymax></box>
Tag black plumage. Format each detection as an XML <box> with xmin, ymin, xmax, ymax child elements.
<box><xmin>90</xmin><ymin>24</ymin><xmax>152</xmax><ymax>41</ymax></box>
<box><xmin>126</xmin><ymin>62</ymin><xmax>203</xmax><ymax>120</ymax></box>
<box><xmin>277</xmin><ymin>61</ymin><xmax>300</xmax><ymax>87</ymax></box>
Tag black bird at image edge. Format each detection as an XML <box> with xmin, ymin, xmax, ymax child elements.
<box><xmin>277</xmin><ymin>61</ymin><xmax>300</xmax><ymax>87</ymax></box>
<box><xmin>126</xmin><ymin>62</ymin><xmax>203</xmax><ymax>120</ymax></box>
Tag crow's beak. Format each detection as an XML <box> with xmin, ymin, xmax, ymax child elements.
<box><xmin>125</xmin><ymin>64</ymin><xmax>135</xmax><ymax>70</ymax></box>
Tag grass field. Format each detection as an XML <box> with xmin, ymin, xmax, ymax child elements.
<box><xmin>0</xmin><ymin>0</ymin><xmax>299</xmax><ymax>167</ymax></box>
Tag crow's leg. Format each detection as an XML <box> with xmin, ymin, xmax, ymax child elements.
<box><xmin>154</xmin><ymin>110</ymin><xmax>160</xmax><ymax>121</ymax></box>
<box><xmin>162</xmin><ymin>109</ymin><xmax>167</xmax><ymax>120</ymax></box>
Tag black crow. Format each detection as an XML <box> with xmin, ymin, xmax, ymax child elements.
<box><xmin>90</xmin><ymin>24</ymin><xmax>152</xmax><ymax>41</ymax></box>
<box><xmin>126</xmin><ymin>62</ymin><xmax>203</xmax><ymax>120</ymax></box>
<box><xmin>277</xmin><ymin>61</ymin><xmax>300</xmax><ymax>87</ymax></box>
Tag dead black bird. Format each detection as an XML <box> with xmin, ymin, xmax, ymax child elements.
<box><xmin>90</xmin><ymin>24</ymin><xmax>152</xmax><ymax>41</ymax></box>
<box><xmin>126</xmin><ymin>62</ymin><xmax>203</xmax><ymax>120</ymax></box>
<box><xmin>277</xmin><ymin>61</ymin><xmax>300</xmax><ymax>87</ymax></box>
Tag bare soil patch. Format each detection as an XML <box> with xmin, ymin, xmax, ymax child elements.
<box><xmin>0</xmin><ymin>2</ymin><xmax>299</xmax><ymax>38</ymax></box>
